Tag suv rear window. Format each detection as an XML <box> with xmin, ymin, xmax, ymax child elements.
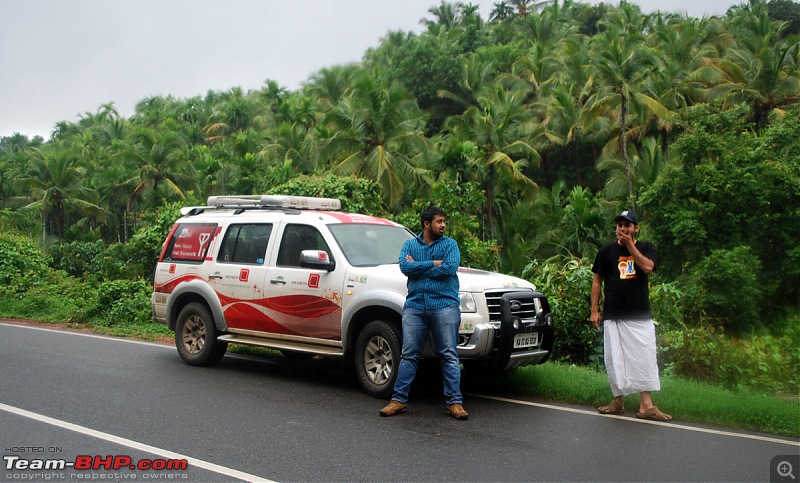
<box><xmin>163</xmin><ymin>223</ymin><xmax>218</xmax><ymax>263</ymax></box>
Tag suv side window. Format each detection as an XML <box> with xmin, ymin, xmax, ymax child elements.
<box><xmin>277</xmin><ymin>224</ymin><xmax>331</xmax><ymax>267</ymax></box>
<box><xmin>163</xmin><ymin>223</ymin><xmax>218</xmax><ymax>263</ymax></box>
<box><xmin>218</xmin><ymin>224</ymin><xmax>272</xmax><ymax>265</ymax></box>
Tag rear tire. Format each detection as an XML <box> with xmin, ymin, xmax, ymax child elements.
<box><xmin>355</xmin><ymin>320</ymin><xmax>401</xmax><ymax>399</ymax></box>
<box><xmin>175</xmin><ymin>302</ymin><xmax>227</xmax><ymax>366</ymax></box>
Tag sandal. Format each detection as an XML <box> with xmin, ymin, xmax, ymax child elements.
<box><xmin>597</xmin><ymin>400</ymin><xmax>625</xmax><ymax>415</ymax></box>
<box><xmin>636</xmin><ymin>406</ymin><xmax>672</xmax><ymax>421</ymax></box>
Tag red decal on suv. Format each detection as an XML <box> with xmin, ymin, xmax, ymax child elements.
<box><xmin>308</xmin><ymin>273</ymin><xmax>320</xmax><ymax>288</ymax></box>
<box><xmin>239</xmin><ymin>268</ymin><xmax>250</xmax><ymax>282</ymax></box>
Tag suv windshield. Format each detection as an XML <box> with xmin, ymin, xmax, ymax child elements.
<box><xmin>329</xmin><ymin>224</ymin><xmax>413</xmax><ymax>267</ymax></box>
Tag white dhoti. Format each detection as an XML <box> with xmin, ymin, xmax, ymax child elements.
<box><xmin>604</xmin><ymin>319</ymin><xmax>661</xmax><ymax>396</ymax></box>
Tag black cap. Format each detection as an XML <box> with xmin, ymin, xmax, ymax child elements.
<box><xmin>614</xmin><ymin>210</ymin><xmax>638</xmax><ymax>225</ymax></box>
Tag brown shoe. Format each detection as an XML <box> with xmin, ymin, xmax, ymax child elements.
<box><xmin>447</xmin><ymin>403</ymin><xmax>469</xmax><ymax>420</ymax></box>
<box><xmin>379</xmin><ymin>400</ymin><xmax>407</xmax><ymax>417</ymax></box>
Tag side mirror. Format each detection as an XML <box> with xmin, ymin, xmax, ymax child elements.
<box><xmin>300</xmin><ymin>250</ymin><xmax>335</xmax><ymax>272</ymax></box>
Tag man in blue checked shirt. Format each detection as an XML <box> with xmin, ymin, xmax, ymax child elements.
<box><xmin>379</xmin><ymin>205</ymin><xmax>469</xmax><ymax>420</ymax></box>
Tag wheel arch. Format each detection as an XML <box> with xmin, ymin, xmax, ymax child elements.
<box><xmin>166</xmin><ymin>281</ymin><xmax>226</xmax><ymax>333</ymax></box>
<box><xmin>343</xmin><ymin>305</ymin><xmax>402</xmax><ymax>359</ymax></box>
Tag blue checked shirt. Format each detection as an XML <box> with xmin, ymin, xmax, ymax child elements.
<box><xmin>398</xmin><ymin>233</ymin><xmax>461</xmax><ymax>310</ymax></box>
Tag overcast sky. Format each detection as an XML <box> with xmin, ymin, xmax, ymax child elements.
<box><xmin>0</xmin><ymin>0</ymin><xmax>743</xmax><ymax>139</ymax></box>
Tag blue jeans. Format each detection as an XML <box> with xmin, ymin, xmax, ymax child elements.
<box><xmin>391</xmin><ymin>304</ymin><xmax>463</xmax><ymax>405</ymax></box>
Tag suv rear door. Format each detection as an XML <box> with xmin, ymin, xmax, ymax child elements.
<box><xmin>206</xmin><ymin>222</ymin><xmax>275</xmax><ymax>332</ymax></box>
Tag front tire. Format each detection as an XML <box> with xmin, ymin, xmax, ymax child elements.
<box><xmin>355</xmin><ymin>320</ymin><xmax>401</xmax><ymax>399</ymax></box>
<box><xmin>175</xmin><ymin>302</ymin><xmax>227</xmax><ymax>366</ymax></box>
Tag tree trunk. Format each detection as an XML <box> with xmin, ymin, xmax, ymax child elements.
<box><xmin>487</xmin><ymin>163</ymin><xmax>495</xmax><ymax>240</ymax></box>
<box><xmin>620</xmin><ymin>94</ymin><xmax>634</xmax><ymax>209</ymax></box>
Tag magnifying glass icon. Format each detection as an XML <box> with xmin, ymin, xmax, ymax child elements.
<box><xmin>777</xmin><ymin>461</ymin><xmax>796</xmax><ymax>479</ymax></box>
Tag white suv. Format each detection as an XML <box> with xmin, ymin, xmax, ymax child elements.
<box><xmin>151</xmin><ymin>195</ymin><xmax>555</xmax><ymax>398</ymax></box>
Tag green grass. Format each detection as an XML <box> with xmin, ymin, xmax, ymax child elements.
<box><xmin>0</xmin><ymin>287</ymin><xmax>87</xmax><ymax>324</ymax></box>
<box><xmin>464</xmin><ymin>362</ymin><xmax>800</xmax><ymax>438</ymax></box>
<box><xmin>88</xmin><ymin>321</ymin><xmax>174</xmax><ymax>341</ymax></box>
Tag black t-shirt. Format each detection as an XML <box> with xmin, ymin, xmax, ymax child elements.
<box><xmin>592</xmin><ymin>240</ymin><xmax>657</xmax><ymax>320</ymax></box>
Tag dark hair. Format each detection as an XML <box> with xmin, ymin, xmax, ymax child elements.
<box><xmin>421</xmin><ymin>205</ymin><xmax>446</xmax><ymax>228</ymax></box>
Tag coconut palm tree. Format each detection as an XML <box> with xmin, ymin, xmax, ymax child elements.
<box><xmin>421</xmin><ymin>1</ymin><xmax>461</xmax><ymax>34</ymax></box>
<box><xmin>716</xmin><ymin>3</ymin><xmax>800</xmax><ymax>129</ymax></box>
<box><xmin>205</xmin><ymin>87</ymin><xmax>270</xmax><ymax>142</ymax></box>
<box><xmin>597</xmin><ymin>136</ymin><xmax>672</xmax><ymax>202</ymax></box>
<box><xmin>123</xmin><ymin>127</ymin><xmax>191</xmax><ymax>240</ymax></box>
<box><xmin>446</xmin><ymin>81</ymin><xmax>541</xmax><ymax>238</ymax></box>
<box><xmin>490</xmin><ymin>1</ymin><xmax>515</xmax><ymax>23</ymax></box>
<box><xmin>643</xmin><ymin>14</ymin><xmax>731</xmax><ymax>154</ymax></box>
<box><xmin>586</xmin><ymin>4</ymin><xmax>660</xmax><ymax>206</ymax></box>
<box><xmin>315</xmin><ymin>74</ymin><xmax>429</xmax><ymax>208</ymax></box>
<box><xmin>258</xmin><ymin>79</ymin><xmax>289</xmax><ymax>115</ymax></box>
<box><xmin>305</xmin><ymin>65</ymin><xmax>360</xmax><ymax>109</ymax></box>
<box><xmin>260</xmin><ymin>122</ymin><xmax>313</xmax><ymax>172</ymax></box>
<box><xmin>436</xmin><ymin>56</ymin><xmax>496</xmax><ymax>115</ymax></box>
<box><xmin>20</xmin><ymin>146</ymin><xmax>105</xmax><ymax>242</ymax></box>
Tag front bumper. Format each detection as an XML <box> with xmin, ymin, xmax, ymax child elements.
<box><xmin>457</xmin><ymin>291</ymin><xmax>555</xmax><ymax>370</ymax></box>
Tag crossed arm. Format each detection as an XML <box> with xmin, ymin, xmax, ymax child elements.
<box><xmin>399</xmin><ymin>240</ymin><xmax>460</xmax><ymax>279</ymax></box>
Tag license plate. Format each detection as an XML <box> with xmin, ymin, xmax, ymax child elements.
<box><xmin>513</xmin><ymin>332</ymin><xmax>539</xmax><ymax>349</ymax></box>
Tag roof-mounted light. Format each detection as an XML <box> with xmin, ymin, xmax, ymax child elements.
<box><xmin>206</xmin><ymin>195</ymin><xmax>341</xmax><ymax>211</ymax></box>
<box><xmin>206</xmin><ymin>195</ymin><xmax>262</xmax><ymax>207</ymax></box>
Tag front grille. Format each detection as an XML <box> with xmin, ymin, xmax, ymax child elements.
<box><xmin>486</xmin><ymin>290</ymin><xmax>541</xmax><ymax>322</ymax></box>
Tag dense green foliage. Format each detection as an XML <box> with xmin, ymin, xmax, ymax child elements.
<box><xmin>271</xmin><ymin>175</ymin><xmax>387</xmax><ymax>215</ymax></box>
<box><xmin>523</xmin><ymin>256</ymin><xmax>601</xmax><ymax>366</ymax></box>
<box><xmin>0</xmin><ymin>232</ymin><xmax>50</xmax><ymax>293</ymax></box>
<box><xmin>1</xmin><ymin>0</ymin><xmax>798</xmax><ymax>401</ymax></box>
<box><xmin>659</xmin><ymin>322</ymin><xmax>800</xmax><ymax>394</ymax></box>
<box><xmin>640</xmin><ymin>105</ymin><xmax>800</xmax><ymax>332</ymax></box>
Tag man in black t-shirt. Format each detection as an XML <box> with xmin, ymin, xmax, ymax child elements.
<box><xmin>590</xmin><ymin>210</ymin><xmax>672</xmax><ymax>422</ymax></box>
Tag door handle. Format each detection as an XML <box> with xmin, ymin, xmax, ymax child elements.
<box><xmin>270</xmin><ymin>279</ymin><xmax>287</xmax><ymax>285</ymax></box>
<box><xmin>208</xmin><ymin>274</ymin><xmax>223</xmax><ymax>280</ymax></box>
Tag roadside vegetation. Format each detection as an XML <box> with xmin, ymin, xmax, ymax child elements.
<box><xmin>1</xmin><ymin>0</ymin><xmax>798</xmax><ymax>437</ymax></box>
<box><xmin>1</xmin><ymin>175</ymin><xmax>797</xmax><ymax>437</ymax></box>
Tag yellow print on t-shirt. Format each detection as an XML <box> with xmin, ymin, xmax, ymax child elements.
<box><xmin>618</xmin><ymin>257</ymin><xmax>636</xmax><ymax>279</ymax></box>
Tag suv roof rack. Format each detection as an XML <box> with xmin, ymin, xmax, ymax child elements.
<box><xmin>205</xmin><ymin>195</ymin><xmax>342</xmax><ymax>211</ymax></box>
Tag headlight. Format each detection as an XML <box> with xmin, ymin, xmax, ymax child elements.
<box><xmin>459</xmin><ymin>292</ymin><xmax>476</xmax><ymax>313</ymax></box>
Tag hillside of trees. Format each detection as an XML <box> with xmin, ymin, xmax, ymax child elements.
<box><xmin>1</xmin><ymin>0</ymin><xmax>798</xmax><ymax>392</ymax></box>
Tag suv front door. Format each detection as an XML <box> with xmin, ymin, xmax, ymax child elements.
<box><xmin>261</xmin><ymin>223</ymin><xmax>343</xmax><ymax>341</ymax></box>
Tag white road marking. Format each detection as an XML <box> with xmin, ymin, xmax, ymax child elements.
<box><xmin>4</xmin><ymin>322</ymin><xmax>798</xmax><ymax>447</ymax></box>
<box><xmin>0</xmin><ymin>402</ymin><xmax>274</xmax><ymax>483</ymax></box>
<box><xmin>0</xmin><ymin>322</ymin><xmax>172</xmax><ymax>348</ymax></box>
<box><xmin>473</xmin><ymin>394</ymin><xmax>800</xmax><ymax>447</ymax></box>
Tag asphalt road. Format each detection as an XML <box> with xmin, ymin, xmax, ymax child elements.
<box><xmin>1</xmin><ymin>322</ymin><xmax>797</xmax><ymax>482</ymax></box>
